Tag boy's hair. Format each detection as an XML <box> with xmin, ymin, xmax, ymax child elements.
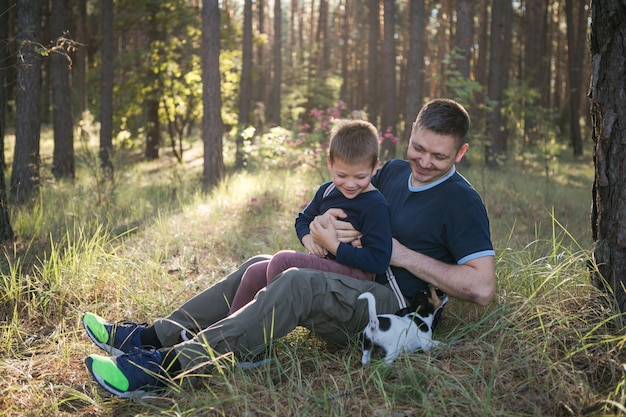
<box><xmin>414</xmin><ymin>98</ymin><xmax>470</xmax><ymax>150</ymax></box>
<box><xmin>328</xmin><ymin>120</ymin><xmax>379</xmax><ymax>168</ymax></box>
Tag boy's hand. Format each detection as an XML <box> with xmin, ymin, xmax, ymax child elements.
<box><xmin>301</xmin><ymin>234</ymin><xmax>327</xmax><ymax>257</ymax></box>
<box><xmin>313</xmin><ymin>208</ymin><xmax>362</xmax><ymax>244</ymax></box>
<box><xmin>310</xmin><ymin>216</ymin><xmax>340</xmax><ymax>256</ymax></box>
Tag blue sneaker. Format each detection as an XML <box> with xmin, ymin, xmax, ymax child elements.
<box><xmin>85</xmin><ymin>347</ymin><xmax>165</xmax><ymax>398</ymax></box>
<box><xmin>82</xmin><ymin>312</ymin><xmax>146</xmax><ymax>355</ymax></box>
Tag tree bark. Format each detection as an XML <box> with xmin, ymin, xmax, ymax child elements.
<box><xmin>144</xmin><ymin>3</ymin><xmax>161</xmax><ymax>160</ymax></box>
<box><xmin>73</xmin><ymin>0</ymin><xmax>88</xmax><ymax>121</ymax></box>
<box><xmin>0</xmin><ymin>0</ymin><xmax>13</xmax><ymax>242</ymax></box>
<box><xmin>201</xmin><ymin>0</ymin><xmax>224</xmax><ymax>189</ymax></box>
<box><xmin>12</xmin><ymin>0</ymin><xmax>42</xmax><ymax>204</ymax></box>
<box><xmin>454</xmin><ymin>0</ymin><xmax>472</xmax><ymax>79</ymax></box>
<box><xmin>269</xmin><ymin>0</ymin><xmax>281</xmax><ymax>126</ymax></box>
<box><xmin>403</xmin><ymin>0</ymin><xmax>425</xmax><ymax>142</ymax></box>
<box><xmin>236</xmin><ymin>0</ymin><xmax>253</xmax><ymax>168</ymax></box>
<box><xmin>367</xmin><ymin>0</ymin><xmax>379</xmax><ymax>124</ymax></box>
<box><xmin>485</xmin><ymin>0</ymin><xmax>507</xmax><ymax>167</ymax></box>
<box><xmin>380</xmin><ymin>0</ymin><xmax>397</xmax><ymax>159</ymax></box>
<box><xmin>590</xmin><ymin>0</ymin><xmax>626</xmax><ymax>310</ymax></box>
<box><xmin>565</xmin><ymin>0</ymin><xmax>585</xmax><ymax>157</ymax></box>
<box><xmin>0</xmin><ymin>0</ymin><xmax>9</xmax><ymax>168</ymax></box>
<box><xmin>51</xmin><ymin>0</ymin><xmax>75</xmax><ymax>180</ymax></box>
<box><xmin>99</xmin><ymin>0</ymin><xmax>114</xmax><ymax>176</ymax></box>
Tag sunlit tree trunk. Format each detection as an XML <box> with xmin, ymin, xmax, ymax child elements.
<box><xmin>380</xmin><ymin>0</ymin><xmax>397</xmax><ymax>159</ymax></box>
<box><xmin>144</xmin><ymin>3</ymin><xmax>161</xmax><ymax>160</ymax></box>
<box><xmin>339</xmin><ymin>0</ymin><xmax>350</xmax><ymax>104</ymax></box>
<box><xmin>367</xmin><ymin>0</ymin><xmax>379</xmax><ymax>124</ymax></box>
<box><xmin>201</xmin><ymin>0</ymin><xmax>224</xmax><ymax>188</ymax></box>
<box><xmin>11</xmin><ymin>0</ymin><xmax>42</xmax><ymax>203</ymax></box>
<box><xmin>590</xmin><ymin>0</ymin><xmax>626</xmax><ymax>311</ymax></box>
<box><xmin>269</xmin><ymin>0</ymin><xmax>281</xmax><ymax>126</ymax></box>
<box><xmin>73</xmin><ymin>0</ymin><xmax>88</xmax><ymax>121</ymax></box>
<box><xmin>236</xmin><ymin>0</ymin><xmax>252</xmax><ymax>168</ymax></box>
<box><xmin>99</xmin><ymin>0</ymin><xmax>114</xmax><ymax>176</ymax></box>
<box><xmin>51</xmin><ymin>0</ymin><xmax>75</xmax><ymax>180</ymax></box>
<box><xmin>403</xmin><ymin>0</ymin><xmax>425</xmax><ymax>143</ymax></box>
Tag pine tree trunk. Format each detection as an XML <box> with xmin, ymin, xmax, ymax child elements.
<box><xmin>51</xmin><ymin>0</ymin><xmax>75</xmax><ymax>179</ymax></box>
<box><xmin>202</xmin><ymin>0</ymin><xmax>224</xmax><ymax>189</ymax></box>
<box><xmin>590</xmin><ymin>0</ymin><xmax>626</xmax><ymax>310</ymax></box>
<box><xmin>11</xmin><ymin>0</ymin><xmax>42</xmax><ymax>204</ymax></box>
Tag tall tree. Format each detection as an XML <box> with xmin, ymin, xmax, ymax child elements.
<box><xmin>565</xmin><ymin>0</ymin><xmax>586</xmax><ymax>157</ymax></box>
<box><xmin>11</xmin><ymin>0</ymin><xmax>42</xmax><ymax>203</ymax></box>
<box><xmin>201</xmin><ymin>0</ymin><xmax>224</xmax><ymax>188</ymax></box>
<box><xmin>339</xmin><ymin>0</ymin><xmax>350</xmax><ymax>104</ymax></box>
<box><xmin>236</xmin><ymin>0</ymin><xmax>253</xmax><ymax>168</ymax></box>
<box><xmin>144</xmin><ymin>2</ymin><xmax>162</xmax><ymax>160</ymax></box>
<box><xmin>523</xmin><ymin>0</ymin><xmax>548</xmax><ymax>146</ymax></box>
<box><xmin>316</xmin><ymin>0</ymin><xmax>329</xmax><ymax>73</ymax></box>
<box><xmin>485</xmin><ymin>0</ymin><xmax>508</xmax><ymax>167</ymax></box>
<box><xmin>99</xmin><ymin>0</ymin><xmax>114</xmax><ymax>176</ymax></box>
<box><xmin>454</xmin><ymin>0</ymin><xmax>472</xmax><ymax>80</ymax></box>
<box><xmin>367</xmin><ymin>0</ymin><xmax>379</xmax><ymax>124</ymax></box>
<box><xmin>403</xmin><ymin>0</ymin><xmax>426</xmax><ymax>142</ymax></box>
<box><xmin>379</xmin><ymin>0</ymin><xmax>397</xmax><ymax>159</ymax></box>
<box><xmin>0</xmin><ymin>0</ymin><xmax>13</xmax><ymax>242</ymax></box>
<box><xmin>0</xmin><ymin>0</ymin><xmax>9</xmax><ymax>168</ymax></box>
<box><xmin>269</xmin><ymin>0</ymin><xmax>281</xmax><ymax>126</ymax></box>
<box><xmin>73</xmin><ymin>0</ymin><xmax>88</xmax><ymax>121</ymax></box>
<box><xmin>590</xmin><ymin>0</ymin><xmax>626</xmax><ymax>310</ymax></box>
<box><xmin>51</xmin><ymin>0</ymin><xmax>75</xmax><ymax>180</ymax></box>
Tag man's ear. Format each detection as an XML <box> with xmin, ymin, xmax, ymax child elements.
<box><xmin>455</xmin><ymin>143</ymin><xmax>469</xmax><ymax>163</ymax></box>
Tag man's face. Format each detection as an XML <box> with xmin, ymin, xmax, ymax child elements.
<box><xmin>406</xmin><ymin>126</ymin><xmax>468</xmax><ymax>187</ymax></box>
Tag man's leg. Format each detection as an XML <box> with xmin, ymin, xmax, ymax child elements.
<box><xmin>172</xmin><ymin>268</ymin><xmax>401</xmax><ymax>371</ymax></box>
<box><xmin>153</xmin><ymin>255</ymin><xmax>272</xmax><ymax>346</ymax></box>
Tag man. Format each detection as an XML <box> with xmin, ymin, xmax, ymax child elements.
<box><xmin>83</xmin><ymin>98</ymin><xmax>496</xmax><ymax>398</ymax></box>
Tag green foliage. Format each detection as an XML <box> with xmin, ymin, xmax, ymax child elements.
<box><xmin>443</xmin><ymin>49</ymin><xmax>485</xmax><ymax>109</ymax></box>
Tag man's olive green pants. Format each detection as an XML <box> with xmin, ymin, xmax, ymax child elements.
<box><xmin>152</xmin><ymin>255</ymin><xmax>402</xmax><ymax>372</ymax></box>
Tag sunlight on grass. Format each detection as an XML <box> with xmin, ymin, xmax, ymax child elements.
<box><xmin>2</xmin><ymin>136</ymin><xmax>625</xmax><ymax>416</ymax></box>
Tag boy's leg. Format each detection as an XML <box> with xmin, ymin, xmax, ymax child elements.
<box><xmin>266</xmin><ymin>250</ymin><xmax>375</xmax><ymax>282</ymax></box>
<box><xmin>153</xmin><ymin>255</ymin><xmax>272</xmax><ymax>346</ymax></box>
<box><xmin>172</xmin><ymin>268</ymin><xmax>400</xmax><ymax>371</ymax></box>
<box><xmin>229</xmin><ymin>260</ymin><xmax>271</xmax><ymax>314</ymax></box>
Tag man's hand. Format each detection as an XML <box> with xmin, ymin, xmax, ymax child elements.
<box><xmin>313</xmin><ymin>208</ymin><xmax>362</xmax><ymax>244</ymax></box>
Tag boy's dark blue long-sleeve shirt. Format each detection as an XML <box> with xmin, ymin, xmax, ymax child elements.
<box><xmin>295</xmin><ymin>181</ymin><xmax>392</xmax><ymax>275</ymax></box>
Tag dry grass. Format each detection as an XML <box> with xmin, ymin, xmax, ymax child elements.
<box><xmin>1</xmin><ymin>135</ymin><xmax>625</xmax><ymax>416</ymax></box>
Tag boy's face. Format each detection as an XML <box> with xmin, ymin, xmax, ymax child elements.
<box><xmin>327</xmin><ymin>157</ymin><xmax>377</xmax><ymax>199</ymax></box>
<box><xmin>406</xmin><ymin>126</ymin><xmax>468</xmax><ymax>187</ymax></box>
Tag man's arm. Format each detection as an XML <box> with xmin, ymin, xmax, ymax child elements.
<box><xmin>390</xmin><ymin>238</ymin><xmax>496</xmax><ymax>306</ymax></box>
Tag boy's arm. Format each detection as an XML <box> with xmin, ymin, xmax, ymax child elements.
<box><xmin>311</xmin><ymin>201</ymin><xmax>392</xmax><ymax>275</ymax></box>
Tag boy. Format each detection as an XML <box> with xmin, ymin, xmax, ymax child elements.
<box><xmin>228</xmin><ymin>119</ymin><xmax>391</xmax><ymax>313</ymax></box>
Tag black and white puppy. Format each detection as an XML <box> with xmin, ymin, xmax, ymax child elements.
<box><xmin>358</xmin><ymin>285</ymin><xmax>448</xmax><ymax>366</ymax></box>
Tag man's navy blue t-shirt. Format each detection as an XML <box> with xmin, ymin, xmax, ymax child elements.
<box><xmin>371</xmin><ymin>159</ymin><xmax>495</xmax><ymax>301</ymax></box>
